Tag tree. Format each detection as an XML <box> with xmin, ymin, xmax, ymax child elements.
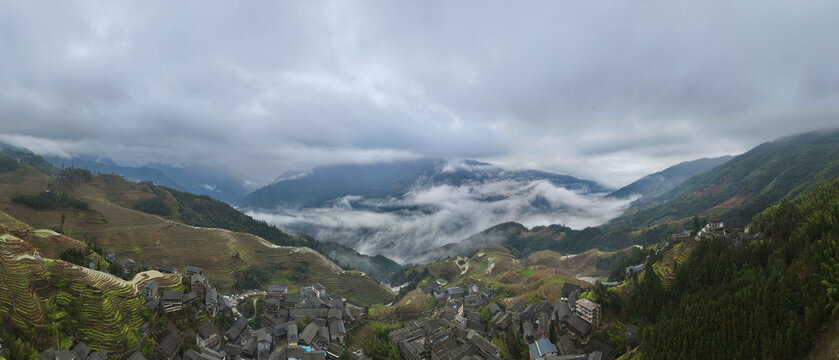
<box><xmin>692</xmin><ymin>216</ymin><xmax>701</xmax><ymax>235</ymax></box>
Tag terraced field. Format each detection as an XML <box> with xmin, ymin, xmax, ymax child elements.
<box><xmin>0</xmin><ymin>222</ymin><xmax>181</xmax><ymax>355</ymax></box>
<box><xmin>0</xmin><ymin>166</ymin><xmax>392</xmax><ymax>306</ymax></box>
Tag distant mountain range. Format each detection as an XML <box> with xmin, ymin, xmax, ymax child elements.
<box><xmin>415</xmin><ymin>128</ymin><xmax>839</xmax><ymax>262</ymax></box>
<box><xmin>606</xmin><ymin>155</ymin><xmax>733</xmax><ymax>202</ymax></box>
<box><xmin>41</xmin><ymin>154</ymin><xmax>249</xmax><ymax>205</ymax></box>
<box><xmin>241</xmin><ymin>158</ymin><xmax>609</xmax><ymax>209</ymax></box>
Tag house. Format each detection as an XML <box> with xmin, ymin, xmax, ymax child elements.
<box><xmin>88</xmin><ymin>350</ymin><xmax>108</xmax><ymax>360</ymax></box>
<box><xmin>196</xmin><ymin>320</ymin><xmax>221</xmax><ymax>349</ymax></box>
<box><xmin>255</xmin><ymin>327</ymin><xmax>274</xmax><ymax>357</ymax></box>
<box><xmin>156</xmin><ymin>265</ymin><xmax>177</xmax><ymax>273</ymax></box>
<box><xmin>575</xmin><ymin>299</ymin><xmax>601</xmax><ymax>326</ymax></box>
<box><xmin>326</xmin><ymin>343</ymin><xmax>343</xmax><ymax>360</ymax></box>
<box><xmin>145</xmin><ymin>297</ymin><xmax>160</xmax><ymax>313</ymax></box>
<box><xmin>224</xmin><ymin>344</ymin><xmax>243</xmax><ymax>358</ymax></box>
<box><xmin>329</xmin><ymin>319</ymin><xmax>346</xmax><ymax>344</ymax></box>
<box><xmin>287</xmin><ymin>323</ymin><xmax>299</xmax><ymax>345</ymax></box>
<box><xmin>156</xmin><ymin>330</ymin><xmax>181</xmax><ymax>360</ymax></box>
<box><xmin>268</xmin><ymin>282</ymin><xmax>288</xmax><ymax>299</ymax></box>
<box><xmin>300</xmin><ymin>323</ymin><xmax>319</xmax><ymax>345</ymax></box>
<box><xmin>560</xmin><ymin>283</ymin><xmax>581</xmax><ymax>299</ymax></box>
<box><xmin>264</xmin><ymin>297</ymin><xmax>283</xmax><ymax>317</ymax></box>
<box><xmin>492</xmin><ymin>312</ymin><xmax>511</xmax><ymax>330</ymax></box>
<box><xmin>141</xmin><ymin>280</ymin><xmax>159</xmax><ymax>298</ymax></box>
<box><xmin>328</xmin><ymin>307</ymin><xmax>343</xmax><ymax>320</ymax></box>
<box><xmin>507</xmin><ymin>299</ymin><xmax>525</xmax><ymax>313</ymax></box>
<box><xmin>523</xmin><ymin>320</ymin><xmax>536</xmax><ymax>342</ymax></box>
<box><xmin>217</xmin><ymin>295</ymin><xmax>230</xmax><ymax>313</ymax></box>
<box><xmin>126</xmin><ymin>352</ymin><xmax>147</xmax><ymax>360</ymax></box>
<box><xmin>204</xmin><ymin>287</ymin><xmax>218</xmax><ymax>317</ymax></box>
<box><xmin>557</xmin><ymin>335</ymin><xmax>581</xmax><ymax>356</ymax></box>
<box><xmin>191</xmin><ymin>274</ymin><xmax>208</xmax><ymax>295</ymax></box>
<box><xmin>625</xmin><ymin>264</ymin><xmax>645</xmax><ymax>276</ymax></box>
<box><xmin>185</xmin><ymin>265</ymin><xmax>203</xmax><ymax>276</ymax></box>
<box><xmin>319</xmin><ymin>326</ymin><xmax>330</xmax><ymax>344</ymax></box>
<box><xmin>103</xmin><ymin>250</ymin><xmax>116</xmax><ymax>263</ymax></box>
<box><xmin>314</xmin><ymin>283</ymin><xmax>327</xmax><ymax>298</ymax></box>
<box><xmin>566</xmin><ymin>315</ymin><xmax>592</xmax><ymax>339</ymax></box>
<box><xmin>120</xmin><ymin>258</ymin><xmax>138</xmax><ymax>278</ymax></box>
<box><xmin>182</xmin><ymin>292</ymin><xmax>198</xmax><ymax>305</ymax></box>
<box><xmin>489</xmin><ymin>302</ymin><xmax>501</xmax><ymax>315</ymax></box>
<box><xmin>587</xmin><ymin>339</ymin><xmax>616</xmax><ymax>360</ymax></box>
<box><xmin>447</xmin><ymin>287</ymin><xmax>464</xmax><ymax>299</ymax></box>
<box><xmin>162</xmin><ymin>291</ymin><xmax>183</xmax><ymax>312</ymax></box>
<box><xmin>71</xmin><ymin>343</ymin><xmax>90</xmax><ymax>360</ymax></box>
<box><xmin>285</xmin><ymin>293</ymin><xmax>303</xmax><ymax>308</ymax></box>
<box><xmin>467</xmin><ymin>330</ymin><xmax>500</xmax><ymax>358</ymax></box>
<box><xmin>225</xmin><ymin>317</ymin><xmax>250</xmax><ymax>342</ymax></box>
<box><xmin>529</xmin><ymin>337</ymin><xmax>558</xmax><ymax>360</ymax></box>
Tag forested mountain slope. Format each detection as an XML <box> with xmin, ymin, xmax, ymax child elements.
<box><xmin>632</xmin><ymin>175</ymin><xmax>839</xmax><ymax>359</ymax></box>
<box><xmin>606</xmin><ymin>155</ymin><xmax>733</xmax><ymax>202</ymax></box>
<box><xmin>612</xmin><ymin>129</ymin><xmax>839</xmax><ymax>228</ymax></box>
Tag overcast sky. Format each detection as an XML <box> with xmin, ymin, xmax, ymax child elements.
<box><xmin>1</xmin><ymin>1</ymin><xmax>838</xmax><ymax>188</ymax></box>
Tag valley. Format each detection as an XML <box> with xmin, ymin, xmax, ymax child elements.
<box><xmin>1</xmin><ymin>130</ymin><xmax>838</xmax><ymax>360</ymax></box>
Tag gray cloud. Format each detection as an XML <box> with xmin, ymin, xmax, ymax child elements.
<box><xmin>1</xmin><ymin>1</ymin><xmax>838</xmax><ymax>188</ymax></box>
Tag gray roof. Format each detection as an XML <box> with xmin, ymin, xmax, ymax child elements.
<box><xmin>71</xmin><ymin>343</ymin><xmax>90</xmax><ymax>359</ymax></box>
<box><xmin>157</xmin><ymin>330</ymin><xmax>181</xmax><ymax>357</ymax></box>
<box><xmin>191</xmin><ymin>274</ymin><xmax>207</xmax><ymax>284</ymax></box>
<box><xmin>126</xmin><ymin>352</ymin><xmax>147</xmax><ymax>360</ymax></box>
<box><xmin>329</xmin><ymin>318</ymin><xmax>346</xmax><ymax>335</ymax></box>
<box><xmin>300</xmin><ymin>323</ymin><xmax>319</xmax><ymax>344</ymax></box>
<box><xmin>287</xmin><ymin>323</ymin><xmax>299</xmax><ymax>344</ymax></box>
<box><xmin>567</xmin><ymin>315</ymin><xmax>591</xmax><ymax>336</ymax></box>
<box><xmin>198</xmin><ymin>320</ymin><xmax>219</xmax><ymax>339</ymax></box>
<box><xmin>162</xmin><ymin>290</ymin><xmax>182</xmax><ymax>301</ymax></box>
<box><xmin>88</xmin><ymin>350</ymin><xmax>108</xmax><ymax>360</ymax></box>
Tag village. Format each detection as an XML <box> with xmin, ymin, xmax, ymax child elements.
<box><xmin>34</xmin><ymin>216</ymin><xmax>756</xmax><ymax>360</ymax></box>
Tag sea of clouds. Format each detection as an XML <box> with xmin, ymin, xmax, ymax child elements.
<box><xmin>247</xmin><ymin>179</ymin><xmax>634</xmax><ymax>264</ymax></box>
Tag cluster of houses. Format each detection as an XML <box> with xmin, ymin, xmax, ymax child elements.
<box><xmin>37</xmin><ymin>343</ymin><xmax>109</xmax><ymax>360</ymax></box>
<box><xmin>156</xmin><ymin>279</ymin><xmax>361</xmax><ymax>360</ymax></box>
<box><xmin>388</xmin><ymin>317</ymin><xmax>500</xmax><ymax>360</ymax></box>
<box><xmin>143</xmin><ymin>265</ymin><xmax>229</xmax><ymax>319</ymax></box>
<box><xmin>400</xmin><ymin>280</ymin><xmax>616</xmax><ymax>360</ymax></box>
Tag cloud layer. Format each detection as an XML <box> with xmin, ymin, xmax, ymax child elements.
<box><xmin>2</xmin><ymin>1</ymin><xmax>839</xmax><ymax>188</ymax></box>
<box><xmin>248</xmin><ymin>179</ymin><xmax>634</xmax><ymax>263</ymax></box>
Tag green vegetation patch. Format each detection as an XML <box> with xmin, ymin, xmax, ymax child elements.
<box><xmin>11</xmin><ymin>191</ymin><xmax>89</xmax><ymax>211</ymax></box>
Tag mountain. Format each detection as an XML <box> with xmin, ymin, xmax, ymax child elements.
<box><xmin>0</xmin><ymin>160</ymin><xmax>394</xmax><ymax>305</ymax></box>
<box><xmin>41</xmin><ymin>154</ymin><xmax>248</xmax><ymax>204</ymax></box>
<box><xmin>242</xmin><ymin>158</ymin><xmax>609</xmax><ymax>209</ymax></box>
<box><xmin>44</xmin><ymin>154</ymin><xmax>182</xmax><ymax>189</ymax></box>
<box><xmin>612</xmin><ymin>128</ymin><xmax>839</xmax><ymax>228</ymax></box>
<box><xmin>606</xmin><ymin>155</ymin><xmax>733</xmax><ymax>202</ymax></box>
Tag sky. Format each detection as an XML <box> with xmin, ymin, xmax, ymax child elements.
<box><xmin>1</xmin><ymin>1</ymin><xmax>839</xmax><ymax>189</ymax></box>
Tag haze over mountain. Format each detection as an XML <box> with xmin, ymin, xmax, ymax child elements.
<box><xmin>41</xmin><ymin>154</ymin><xmax>249</xmax><ymax>204</ymax></box>
<box><xmin>244</xmin><ymin>158</ymin><xmax>631</xmax><ymax>263</ymax></box>
<box><xmin>606</xmin><ymin>155</ymin><xmax>734</xmax><ymax>202</ymax></box>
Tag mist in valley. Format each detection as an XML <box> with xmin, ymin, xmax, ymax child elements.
<box><xmin>248</xmin><ymin>179</ymin><xmax>634</xmax><ymax>264</ymax></box>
